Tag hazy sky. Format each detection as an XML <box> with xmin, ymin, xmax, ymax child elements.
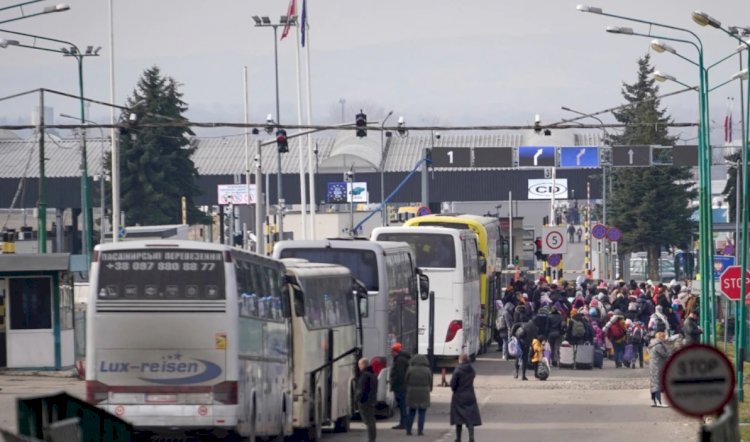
<box><xmin>0</xmin><ymin>0</ymin><xmax>747</xmax><ymax>143</ymax></box>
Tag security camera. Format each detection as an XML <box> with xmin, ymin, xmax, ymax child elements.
<box><xmin>397</xmin><ymin>116</ymin><xmax>406</xmax><ymax>136</ymax></box>
<box><xmin>435</xmin><ymin>132</ymin><xmax>441</xmax><ymax>140</ymax></box>
<box><xmin>265</xmin><ymin>114</ymin><xmax>274</xmax><ymax>134</ymax></box>
<box><xmin>344</xmin><ymin>171</ymin><xmax>354</xmax><ymax>181</ymax></box>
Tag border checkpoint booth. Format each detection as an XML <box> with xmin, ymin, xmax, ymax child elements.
<box><xmin>0</xmin><ymin>253</ymin><xmax>74</xmax><ymax>370</ymax></box>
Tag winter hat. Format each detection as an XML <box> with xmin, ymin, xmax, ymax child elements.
<box><xmin>590</xmin><ymin>298</ymin><xmax>600</xmax><ymax>308</ymax></box>
<box><xmin>589</xmin><ymin>307</ymin><xmax>599</xmax><ymax>317</ymax></box>
<box><xmin>613</xmin><ymin>309</ymin><xmax>623</xmax><ymax>316</ymax></box>
<box><xmin>598</xmin><ymin>281</ymin><xmax>607</xmax><ymax>289</ymax></box>
<box><xmin>391</xmin><ymin>342</ymin><xmax>402</xmax><ymax>353</ymax></box>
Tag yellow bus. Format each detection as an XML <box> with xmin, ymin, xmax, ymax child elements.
<box><xmin>404</xmin><ymin>214</ymin><xmax>501</xmax><ymax>353</ymax></box>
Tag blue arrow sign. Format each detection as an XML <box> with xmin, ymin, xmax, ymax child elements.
<box><xmin>559</xmin><ymin>146</ymin><xmax>599</xmax><ymax>168</ymax></box>
<box><xmin>518</xmin><ymin>146</ymin><xmax>555</xmax><ymax>167</ymax></box>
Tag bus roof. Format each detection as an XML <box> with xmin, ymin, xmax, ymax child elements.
<box><xmin>371</xmin><ymin>226</ymin><xmax>476</xmax><ymax>240</ymax></box>
<box><xmin>282</xmin><ymin>259</ymin><xmax>353</xmax><ymax>279</ymax></box>
<box><xmin>274</xmin><ymin>239</ymin><xmax>413</xmax><ymax>255</ymax></box>
<box><xmin>95</xmin><ymin>239</ymin><xmax>231</xmax><ymax>253</ymax></box>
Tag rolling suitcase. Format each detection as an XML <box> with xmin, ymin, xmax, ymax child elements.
<box><xmin>574</xmin><ymin>344</ymin><xmax>594</xmax><ymax>369</ymax></box>
<box><xmin>559</xmin><ymin>341</ymin><xmax>575</xmax><ymax>369</ymax></box>
<box><xmin>594</xmin><ymin>347</ymin><xmax>604</xmax><ymax>369</ymax></box>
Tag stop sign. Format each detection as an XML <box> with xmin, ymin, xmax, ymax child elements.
<box><xmin>719</xmin><ymin>265</ymin><xmax>750</xmax><ymax>302</ymax></box>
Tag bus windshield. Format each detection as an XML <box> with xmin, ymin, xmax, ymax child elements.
<box><xmin>278</xmin><ymin>249</ymin><xmax>379</xmax><ymax>291</ymax></box>
<box><xmin>97</xmin><ymin>249</ymin><xmax>225</xmax><ymax>300</ymax></box>
<box><xmin>375</xmin><ymin>232</ymin><xmax>456</xmax><ymax>268</ymax></box>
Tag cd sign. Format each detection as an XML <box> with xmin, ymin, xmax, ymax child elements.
<box><xmin>528</xmin><ymin>179</ymin><xmax>569</xmax><ymax>200</ymax></box>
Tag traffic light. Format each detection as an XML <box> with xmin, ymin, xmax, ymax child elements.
<box><xmin>355</xmin><ymin>110</ymin><xmax>367</xmax><ymax>138</ymax></box>
<box><xmin>534</xmin><ymin>238</ymin><xmax>542</xmax><ymax>261</ymax></box>
<box><xmin>276</xmin><ymin>129</ymin><xmax>288</xmax><ymax>153</ymax></box>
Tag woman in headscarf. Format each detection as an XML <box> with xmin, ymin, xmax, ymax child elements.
<box><xmin>649</xmin><ymin>305</ymin><xmax>671</xmax><ymax>337</ymax></box>
<box><xmin>648</xmin><ymin>332</ymin><xmax>670</xmax><ymax>407</ymax></box>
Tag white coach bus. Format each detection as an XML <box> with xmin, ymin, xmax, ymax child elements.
<box><xmin>371</xmin><ymin>227</ymin><xmax>482</xmax><ymax>362</ymax></box>
<box><xmin>273</xmin><ymin>239</ymin><xmax>427</xmax><ymax>415</ymax></box>
<box><xmin>86</xmin><ymin>240</ymin><xmax>292</xmax><ymax>440</ymax></box>
<box><xmin>282</xmin><ymin>259</ymin><xmax>364</xmax><ymax>440</ymax></box>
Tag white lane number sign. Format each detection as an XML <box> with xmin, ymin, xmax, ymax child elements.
<box><xmin>542</xmin><ymin>226</ymin><xmax>567</xmax><ymax>255</ymax></box>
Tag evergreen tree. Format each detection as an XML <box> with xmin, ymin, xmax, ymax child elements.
<box><xmin>108</xmin><ymin>66</ymin><xmax>208</xmax><ymax>226</ymax></box>
<box><xmin>607</xmin><ymin>54</ymin><xmax>697</xmax><ymax>280</ymax></box>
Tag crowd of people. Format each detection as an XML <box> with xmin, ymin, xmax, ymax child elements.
<box><xmin>494</xmin><ymin>275</ymin><xmax>702</xmax><ymax>390</ymax></box>
<box><xmin>354</xmin><ymin>274</ymin><xmax>702</xmax><ymax>440</ymax></box>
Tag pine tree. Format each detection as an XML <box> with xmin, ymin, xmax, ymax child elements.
<box><xmin>109</xmin><ymin>66</ymin><xmax>208</xmax><ymax>226</ymax></box>
<box><xmin>607</xmin><ymin>54</ymin><xmax>697</xmax><ymax>281</ymax></box>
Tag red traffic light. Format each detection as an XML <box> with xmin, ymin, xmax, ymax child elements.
<box><xmin>276</xmin><ymin>129</ymin><xmax>288</xmax><ymax>153</ymax></box>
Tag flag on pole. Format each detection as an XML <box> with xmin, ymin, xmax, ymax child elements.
<box><xmin>300</xmin><ymin>0</ymin><xmax>307</xmax><ymax>47</ymax></box>
<box><xmin>281</xmin><ymin>0</ymin><xmax>296</xmax><ymax>41</ymax></box>
<box><xmin>724</xmin><ymin>98</ymin><xmax>734</xmax><ymax>144</ymax></box>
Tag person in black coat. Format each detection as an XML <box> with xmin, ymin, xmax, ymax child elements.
<box><xmin>450</xmin><ymin>353</ymin><xmax>482</xmax><ymax>442</ymax></box>
<box><xmin>510</xmin><ymin>320</ymin><xmax>538</xmax><ymax>380</ymax></box>
<box><xmin>356</xmin><ymin>358</ymin><xmax>378</xmax><ymax>442</ymax></box>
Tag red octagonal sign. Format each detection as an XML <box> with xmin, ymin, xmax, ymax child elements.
<box><xmin>719</xmin><ymin>265</ymin><xmax>750</xmax><ymax>303</ymax></box>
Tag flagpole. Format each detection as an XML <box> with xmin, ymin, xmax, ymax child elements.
<box><xmin>302</xmin><ymin>0</ymin><xmax>317</xmax><ymax>238</ymax></box>
<box><xmin>294</xmin><ymin>16</ymin><xmax>307</xmax><ymax>239</ymax></box>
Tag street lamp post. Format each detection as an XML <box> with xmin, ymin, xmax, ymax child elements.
<box><xmin>693</xmin><ymin>9</ymin><xmax>750</xmax><ymax>400</ymax></box>
<box><xmin>60</xmin><ymin>113</ymin><xmax>108</xmax><ymax>244</ymax></box>
<box><xmin>0</xmin><ymin>30</ymin><xmax>99</xmax><ymax>264</ymax></box>
<box><xmin>561</xmin><ymin>106</ymin><xmax>610</xmax><ymax>279</ymax></box>
<box><xmin>253</xmin><ymin>15</ymin><xmax>295</xmax><ymax>239</ymax></box>
<box><xmin>578</xmin><ymin>6</ymin><xmax>716</xmax><ymax>349</ymax></box>
<box><xmin>0</xmin><ymin>2</ymin><xmax>69</xmax><ymax>25</ymax></box>
<box><xmin>380</xmin><ymin>110</ymin><xmax>394</xmax><ymax>226</ymax></box>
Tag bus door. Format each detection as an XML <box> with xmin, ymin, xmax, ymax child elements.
<box><xmin>0</xmin><ymin>278</ymin><xmax>6</xmax><ymax>367</ymax></box>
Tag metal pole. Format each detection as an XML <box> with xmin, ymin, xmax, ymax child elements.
<box><xmin>421</xmin><ymin>147</ymin><xmax>429</xmax><ymax>208</ymax></box>
<box><xmin>255</xmin><ymin>140</ymin><xmax>264</xmax><ymax>255</ymax></box>
<box><xmin>550</xmin><ymin>166</ymin><xmax>556</xmax><ymax>227</ymax></box>
<box><xmin>109</xmin><ymin>0</ymin><xmax>119</xmax><ymax>243</ymax></box>
<box><xmin>77</xmin><ymin>56</ymin><xmax>93</xmax><ymax>267</ymax></box>
<box><xmin>602</xmin><ymin>165</ymin><xmax>607</xmax><ymax>280</ymax></box>
<box><xmin>100</xmin><ymin>174</ymin><xmax>105</xmax><ymax>243</ymax></box>
<box><xmin>737</xmin><ymin>46</ymin><xmax>750</xmax><ymax>402</ymax></box>
<box><xmin>380</xmin><ymin>111</ymin><xmax>393</xmax><ymax>226</ymax></box>
<box><xmin>509</xmin><ymin>191</ymin><xmax>513</xmax><ymax>266</ymax></box>
<box><xmin>294</xmin><ymin>24</ymin><xmax>307</xmax><ymax>239</ymax></box>
<box><xmin>272</xmin><ymin>25</ymin><xmax>284</xmax><ymax>239</ymax></box>
<box><xmin>37</xmin><ymin>89</ymin><xmax>46</xmax><ymax>253</ymax></box>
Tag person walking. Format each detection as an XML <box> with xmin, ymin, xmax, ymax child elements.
<box><xmin>510</xmin><ymin>319</ymin><xmax>538</xmax><ymax>380</ymax></box>
<box><xmin>390</xmin><ymin>342</ymin><xmax>411</xmax><ymax>430</ymax></box>
<box><xmin>648</xmin><ymin>332</ymin><xmax>670</xmax><ymax>407</ymax></box>
<box><xmin>404</xmin><ymin>354</ymin><xmax>432</xmax><ymax>436</ymax></box>
<box><xmin>356</xmin><ymin>358</ymin><xmax>378</xmax><ymax>441</ymax></box>
<box><xmin>567</xmin><ymin>224</ymin><xmax>576</xmax><ymax>242</ymax></box>
<box><xmin>576</xmin><ymin>226</ymin><xmax>583</xmax><ymax>243</ymax></box>
<box><xmin>682</xmin><ymin>310</ymin><xmax>703</xmax><ymax>345</ymax></box>
<box><xmin>450</xmin><ymin>353</ymin><xmax>482</xmax><ymax>442</ymax></box>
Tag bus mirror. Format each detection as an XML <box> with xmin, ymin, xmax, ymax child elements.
<box><xmin>353</xmin><ymin>278</ymin><xmax>368</xmax><ymax>318</ymax></box>
<box><xmin>280</xmin><ymin>284</ymin><xmax>292</xmax><ymax>318</ymax></box>
<box><xmin>359</xmin><ymin>296</ymin><xmax>368</xmax><ymax>318</ymax></box>
<box><xmin>478</xmin><ymin>252</ymin><xmax>487</xmax><ymax>274</ymax></box>
<box><xmin>418</xmin><ymin>273</ymin><xmax>430</xmax><ymax>301</ymax></box>
<box><xmin>293</xmin><ymin>287</ymin><xmax>305</xmax><ymax>317</ymax></box>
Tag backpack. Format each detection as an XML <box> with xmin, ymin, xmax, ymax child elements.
<box><xmin>508</xmin><ymin>336</ymin><xmax>520</xmax><ymax>358</ymax></box>
<box><xmin>609</xmin><ymin>319</ymin><xmax>626</xmax><ymax>340</ymax></box>
<box><xmin>630</xmin><ymin>323</ymin><xmax>644</xmax><ymax>342</ymax></box>
<box><xmin>495</xmin><ymin>314</ymin><xmax>508</xmax><ymax>331</ymax></box>
<box><xmin>571</xmin><ymin>319</ymin><xmax>586</xmax><ymax>339</ymax></box>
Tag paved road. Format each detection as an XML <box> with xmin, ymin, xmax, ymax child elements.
<box><xmin>0</xmin><ymin>351</ymin><xmax>698</xmax><ymax>441</ymax></box>
<box><xmin>328</xmin><ymin>350</ymin><xmax>698</xmax><ymax>442</ymax></box>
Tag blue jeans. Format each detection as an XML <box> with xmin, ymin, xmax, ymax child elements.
<box><xmin>613</xmin><ymin>341</ymin><xmax>625</xmax><ymax>367</ymax></box>
<box><xmin>407</xmin><ymin>407</ymin><xmax>426</xmax><ymax>434</ymax></box>
<box><xmin>395</xmin><ymin>391</ymin><xmax>407</xmax><ymax>426</ymax></box>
